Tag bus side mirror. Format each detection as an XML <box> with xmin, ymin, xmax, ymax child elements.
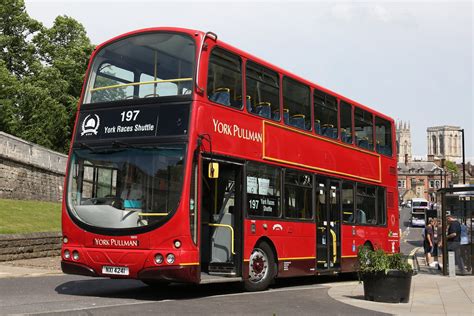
<box><xmin>208</xmin><ymin>162</ymin><xmax>219</xmax><ymax>179</ymax></box>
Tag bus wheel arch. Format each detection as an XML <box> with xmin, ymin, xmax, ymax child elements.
<box><xmin>244</xmin><ymin>238</ymin><xmax>277</xmax><ymax>291</ymax></box>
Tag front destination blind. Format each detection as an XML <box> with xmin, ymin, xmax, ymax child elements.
<box><xmin>75</xmin><ymin>103</ymin><xmax>189</xmax><ymax>141</ymax></box>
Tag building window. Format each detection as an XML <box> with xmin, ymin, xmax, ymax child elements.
<box><xmin>398</xmin><ymin>180</ymin><xmax>406</xmax><ymax>188</ymax></box>
<box><xmin>355</xmin><ymin>107</ymin><xmax>373</xmax><ymax>150</ymax></box>
<box><xmin>246</xmin><ymin>61</ymin><xmax>280</xmax><ymax>120</ymax></box>
<box><xmin>375</xmin><ymin>117</ymin><xmax>392</xmax><ymax>156</ymax></box>
<box><xmin>429</xmin><ymin>180</ymin><xmax>441</xmax><ymax>189</ymax></box>
<box><xmin>314</xmin><ymin>89</ymin><xmax>338</xmax><ymax>138</ymax></box>
<box><xmin>283</xmin><ymin>77</ymin><xmax>311</xmax><ymax>130</ymax></box>
<box><xmin>207</xmin><ymin>48</ymin><xmax>242</xmax><ymax>109</ymax></box>
<box><xmin>284</xmin><ymin>170</ymin><xmax>313</xmax><ymax>219</ymax></box>
<box><xmin>340</xmin><ymin>101</ymin><xmax>353</xmax><ymax>144</ymax></box>
<box><xmin>432</xmin><ymin>135</ymin><xmax>437</xmax><ymax>155</ymax></box>
<box><xmin>246</xmin><ymin>162</ymin><xmax>281</xmax><ymax>217</ymax></box>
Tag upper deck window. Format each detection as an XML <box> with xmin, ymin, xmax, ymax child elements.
<box><xmin>354</xmin><ymin>107</ymin><xmax>374</xmax><ymax>150</ymax></box>
<box><xmin>84</xmin><ymin>32</ymin><xmax>195</xmax><ymax>104</ymax></box>
<box><xmin>314</xmin><ymin>89</ymin><xmax>338</xmax><ymax>139</ymax></box>
<box><xmin>340</xmin><ymin>101</ymin><xmax>353</xmax><ymax>144</ymax></box>
<box><xmin>283</xmin><ymin>77</ymin><xmax>311</xmax><ymax>130</ymax></box>
<box><xmin>375</xmin><ymin>117</ymin><xmax>393</xmax><ymax>157</ymax></box>
<box><xmin>207</xmin><ymin>48</ymin><xmax>242</xmax><ymax>109</ymax></box>
<box><xmin>246</xmin><ymin>61</ymin><xmax>280</xmax><ymax>120</ymax></box>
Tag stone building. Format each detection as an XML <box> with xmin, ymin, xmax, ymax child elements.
<box><xmin>395</xmin><ymin>121</ymin><xmax>454</xmax><ymax>202</ymax></box>
<box><xmin>427</xmin><ymin>126</ymin><xmax>462</xmax><ymax>162</ymax></box>
<box><xmin>397</xmin><ymin>160</ymin><xmax>448</xmax><ymax>203</ymax></box>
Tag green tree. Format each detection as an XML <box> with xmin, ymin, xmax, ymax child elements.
<box><xmin>0</xmin><ymin>0</ymin><xmax>42</xmax><ymax>77</ymax></box>
<box><xmin>445</xmin><ymin>160</ymin><xmax>459</xmax><ymax>175</ymax></box>
<box><xmin>0</xmin><ymin>1</ymin><xmax>94</xmax><ymax>152</ymax></box>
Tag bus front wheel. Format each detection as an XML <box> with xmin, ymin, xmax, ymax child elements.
<box><xmin>244</xmin><ymin>242</ymin><xmax>275</xmax><ymax>291</ymax></box>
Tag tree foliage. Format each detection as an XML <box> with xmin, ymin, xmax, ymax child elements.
<box><xmin>444</xmin><ymin>160</ymin><xmax>459</xmax><ymax>175</ymax></box>
<box><xmin>0</xmin><ymin>0</ymin><xmax>94</xmax><ymax>152</ymax></box>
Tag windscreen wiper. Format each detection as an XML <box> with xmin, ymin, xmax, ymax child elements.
<box><xmin>78</xmin><ymin>142</ymin><xmax>100</xmax><ymax>153</ymax></box>
<box><xmin>112</xmin><ymin>141</ymin><xmax>139</xmax><ymax>149</ymax></box>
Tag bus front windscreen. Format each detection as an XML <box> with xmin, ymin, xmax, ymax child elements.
<box><xmin>83</xmin><ymin>32</ymin><xmax>195</xmax><ymax>104</ymax></box>
<box><xmin>67</xmin><ymin>144</ymin><xmax>185</xmax><ymax>229</ymax></box>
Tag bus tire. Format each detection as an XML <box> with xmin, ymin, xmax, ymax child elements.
<box><xmin>244</xmin><ymin>242</ymin><xmax>275</xmax><ymax>292</ymax></box>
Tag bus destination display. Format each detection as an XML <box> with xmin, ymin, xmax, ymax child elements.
<box><xmin>76</xmin><ymin>104</ymin><xmax>189</xmax><ymax>141</ymax></box>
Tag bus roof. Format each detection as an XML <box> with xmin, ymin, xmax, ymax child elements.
<box><xmin>93</xmin><ymin>27</ymin><xmax>394</xmax><ymax>123</ymax></box>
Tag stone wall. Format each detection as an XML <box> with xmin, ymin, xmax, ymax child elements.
<box><xmin>0</xmin><ymin>132</ymin><xmax>67</xmax><ymax>202</ymax></box>
<box><xmin>0</xmin><ymin>232</ymin><xmax>61</xmax><ymax>262</ymax></box>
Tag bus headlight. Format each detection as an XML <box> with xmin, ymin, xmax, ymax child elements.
<box><xmin>154</xmin><ymin>253</ymin><xmax>164</xmax><ymax>264</ymax></box>
<box><xmin>72</xmin><ymin>251</ymin><xmax>80</xmax><ymax>261</ymax></box>
<box><xmin>64</xmin><ymin>250</ymin><xmax>71</xmax><ymax>259</ymax></box>
<box><xmin>63</xmin><ymin>236</ymin><xmax>69</xmax><ymax>244</ymax></box>
<box><xmin>174</xmin><ymin>240</ymin><xmax>181</xmax><ymax>248</ymax></box>
<box><xmin>166</xmin><ymin>253</ymin><xmax>175</xmax><ymax>264</ymax></box>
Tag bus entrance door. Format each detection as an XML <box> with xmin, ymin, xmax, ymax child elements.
<box><xmin>315</xmin><ymin>178</ymin><xmax>341</xmax><ymax>272</ymax></box>
<box><xmin>200</xmin><ymin>160</ymin><xmax>242</xmax><ymax>277</ymax></box>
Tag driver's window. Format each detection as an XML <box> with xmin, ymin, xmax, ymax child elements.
<box><xmin>97</xmin><ymin>168</ymin><xmax>117</xmax><ymax>198</ymax></box>
<box><xmin>81</xmin><ymin>165</ymin><xmax>94</xmax><ymax>199</ymax></box>
<box><xmin>81</xmin><ymin>164</ymin><xmax>118</xmax><ymax>200</ymax></box>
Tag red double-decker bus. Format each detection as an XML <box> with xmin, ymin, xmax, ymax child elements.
<box><xmin>62</xmin><ymin>27</ymin><xmax>399</xmax><ymax>291</ymax></box>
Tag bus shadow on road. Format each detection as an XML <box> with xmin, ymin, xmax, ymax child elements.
<box><xmin>54</xmin><ymin>273</ymin><xmax>358</xmax><ymax>301</ymax></box>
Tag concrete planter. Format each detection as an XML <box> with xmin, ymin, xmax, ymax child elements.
<box><xmin>362</xmin><ymin>270</ymin><xmax>412</xmax><ymax>303</ymax></box>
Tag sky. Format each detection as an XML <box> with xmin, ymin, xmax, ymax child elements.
<box><xmin>25</xmin><ymin>0</ymin><xmax>473</xmax><ymax>159</ymax></box>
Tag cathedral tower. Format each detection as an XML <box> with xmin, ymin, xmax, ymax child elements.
<box><xmin>396</xmin><ymin>121</ymin><xmax>412</xmax><ymax>162</ymax></box>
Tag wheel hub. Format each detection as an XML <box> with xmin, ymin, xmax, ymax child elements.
<box><xmin>249</xmin><ymin>248</ymin><xmax>268</xmax><ymax>282</ymax></box>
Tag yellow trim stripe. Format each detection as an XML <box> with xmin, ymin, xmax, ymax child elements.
<box><xmin>179</xmin><ymin>262</ymin><xmax>199</xmax><ymax>266</ymax></box>
<box><xmin>341</xmin><ymin>255</ymin><xmax>357</xmax><ymax>258</ymax></box>
<box><xmin>90</xmin><ymin>78</ymin><xmax>192</xmax><ymax>92</ymax></box>
<box><xmin>244</xmin><ymin>256</ymin><xmax>316</xmax><ymax>262</ymax></box>
<box><xmin>262</xmin><ymin>120</ymin><xmax>382</xmax><ymax>183</ymax></box>
<box><xmin>279</xmin><ymin>257</ymin><xmax>316</xmax><ymax>261</ymax></box>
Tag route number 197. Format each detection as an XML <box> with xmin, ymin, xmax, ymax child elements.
<box><xmin>120</xmin><ymin>110</ymin><xmax>140</xmax><ymax>122</ymax></box>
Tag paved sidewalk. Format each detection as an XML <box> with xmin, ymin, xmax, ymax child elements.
<box><xmin>328</xmin><ymin>248</ymin><xmax>474</xmax><ymax>315</ymax></box>
<box><xmin>0</xmin><ymin>256</ymin><xmax>62</xmax><ymax>278</ymax></box>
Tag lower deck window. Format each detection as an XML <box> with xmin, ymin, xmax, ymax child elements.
<box><xmin>246</xmin><ymin>163</ymin><xmax>281</xmax><ymax>217</ymax></box>
<box><xmin>284</xmin><ymin>170</ymin><xmax>313</xmax><ymax>219</ymax></box>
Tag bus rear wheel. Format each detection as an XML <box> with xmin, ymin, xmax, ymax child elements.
<box><xmin>244</xmin><ymin>242</ymin><xmax>275</xmax><ymax>292</ymax></box>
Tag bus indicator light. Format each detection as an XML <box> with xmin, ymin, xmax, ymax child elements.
<box><xmin>166</xmin><ymin>254</ymin><xmax>175</xmax><ymax>264</ymax></box>
<box><xmin>154</xmin><ymin>253</ymin><xmax>164</xmax><ymax>264</ymax></box>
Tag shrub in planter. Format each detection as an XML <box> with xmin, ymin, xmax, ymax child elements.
<box><xmin>358</xmin><ymin>247</ymin><xmax>413</xmax><ymax>303</ymax></box>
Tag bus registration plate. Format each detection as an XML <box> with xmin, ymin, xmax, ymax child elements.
<box><xmin>102</xmin><ymin>266</ymin><xmax>129</xmax><ymax>276</ymax></box>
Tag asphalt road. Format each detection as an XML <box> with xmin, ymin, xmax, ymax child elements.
<box><xmin>0</xmin><ymin>209</ymin><xmax>418</xmax><ymax>315</ymax></box>
<box><xmin>0</xmin><ymin>274</ymin><xmax>387</xmax><ymax>315</ymax></box>
<box><xmin>399</xmin><ymin>205</ymin><xmax>424</xmax><ymax>255</ymax></box>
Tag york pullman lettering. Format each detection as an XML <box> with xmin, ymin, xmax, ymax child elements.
<box><xmin>93</xmin><ymin>238</ymin><xmax>139</xmax><ymax>247</ymax></box>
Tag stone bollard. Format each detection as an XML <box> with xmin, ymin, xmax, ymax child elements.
<box><xmin>448</xmin><ymin>251</ymin><xmax>456</xmax><ymax>277</ymax></box>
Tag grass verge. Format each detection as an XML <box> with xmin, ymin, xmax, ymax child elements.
<box><xmin>0</xmin><ymin>198</ymin><xmax>61</xmax><ymax>234</ymax></box>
